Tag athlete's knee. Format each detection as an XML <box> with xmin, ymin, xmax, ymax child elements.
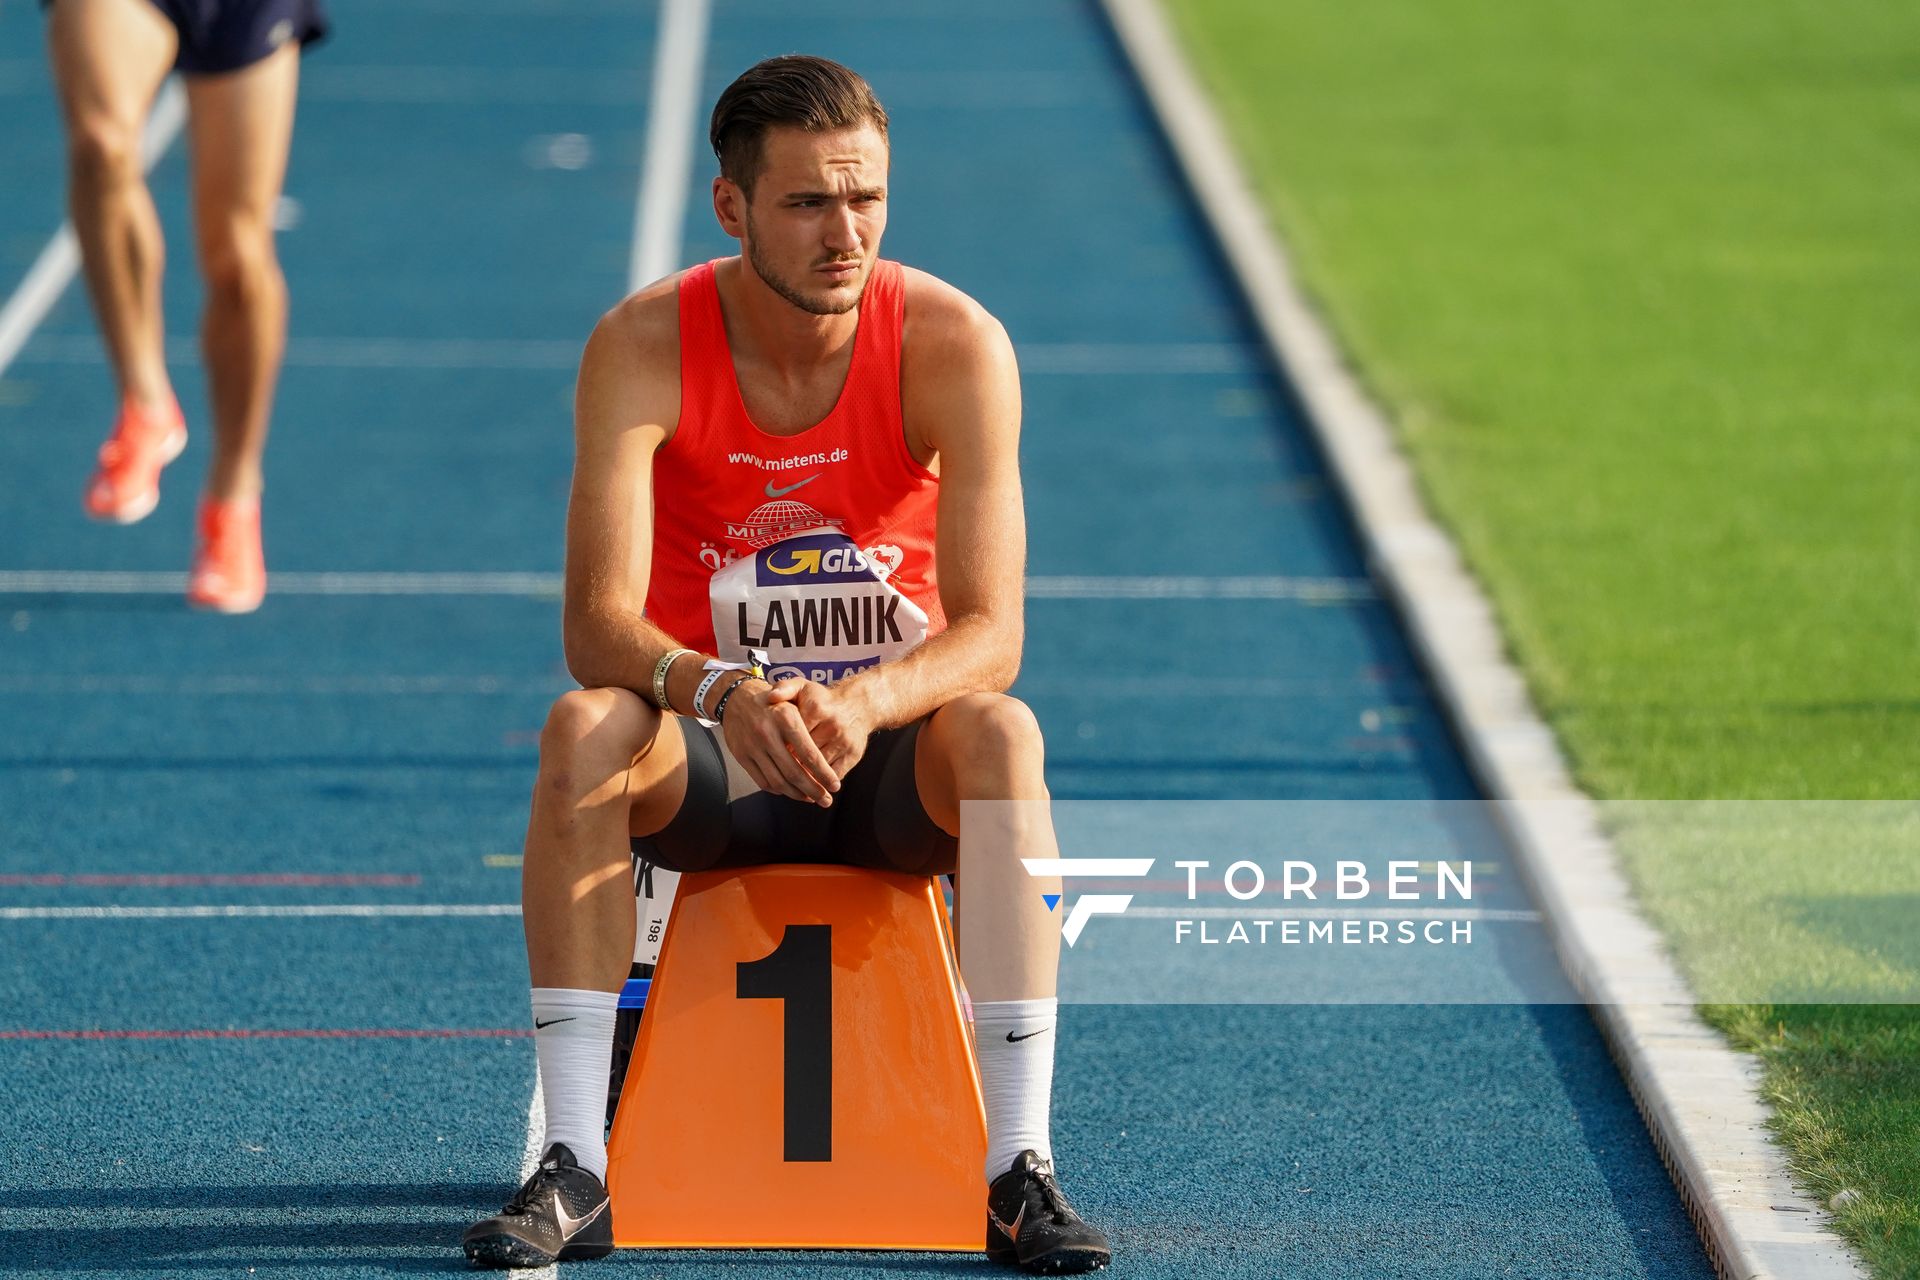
<box><xmin>198</xmin><ymin>223</ymin><xmax>281</xmax><ymax>307</ymax></box>
<box><xmin>538</xmin><ymin>687</ymin><xmax>657</xmax><ymax>798</ymax></box>
<box><xmin>934</xmin><ymin>692</ymin><xmax>1044</xmax><ymax>774</ymax></box>
<box><xmin>67</xmin><ymin>120</ymin><xmax>142</xmax><ymax>192</ymax></box>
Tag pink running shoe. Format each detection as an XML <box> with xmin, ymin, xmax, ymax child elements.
<box><xmin>187</xmin><ymin>494</ymin><xmax>266</xmax><ymax>614</ymax></box>
<box><xmin>83</xmin><ymin>395</ymin><xmax>189</xmax><ymax>524</ymax></box>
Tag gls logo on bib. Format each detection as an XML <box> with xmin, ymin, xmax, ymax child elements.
<box><xmin>708</xmin><ymin>526</ymin><xmax>927</xmax><ymax>684</ymax></box>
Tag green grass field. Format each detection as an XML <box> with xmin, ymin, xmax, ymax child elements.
<box><xmin>1166</xmin><ymin>0</ymin><xmax>1920</xmax><ymax>1272</ymax></box>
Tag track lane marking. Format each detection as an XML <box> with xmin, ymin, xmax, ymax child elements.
<box><xmin>0</xmin><ymin>873</ymin><xmax>419</xmax><ymax>887</ymax></box>
<box><xmin>0</xmin><ymin>904</ymin><xmax>521</xmax><ymax>920</ymax></box>
<box><xmin>12</xmin><ymin>333</ymin><xmax>1260</xmax><ymax>373</ymax></box>
<box><xmin>0</xmin><ymin>903</ymin><xmax>1538</xmax><ymax>923</ymax></box>
<box><xmin>628</xmin><ymin>0</ymin><xmax>710</xmax><ymax>292</ymax></box>
<box><xmin>0</xmin><ymin>570</ymin><xmax>1374</xmax><ymax>600</ymax></box>
<box><xmin>0</xmin><ymin>1027</ymin><xmax>522</xmax><ymax>1041</ymax></box>
<box><xmin>1126</xmin><ymin>907</ymin><xmax>1539</xmax><ymax>922</ymax></box>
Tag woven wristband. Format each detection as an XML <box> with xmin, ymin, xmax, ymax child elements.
<box><xmin>692</xmin><ymin>667</ymin><xmax>730</xmax><ymax>721</ymax></box>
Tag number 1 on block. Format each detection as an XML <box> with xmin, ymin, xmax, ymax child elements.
<box><xmin>737</xmin><ymin>923</ymin><xmax>833</xmax><ymax>1162</ymax></box>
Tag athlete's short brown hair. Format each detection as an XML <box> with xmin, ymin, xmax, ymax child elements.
<box><xmin>709</xmin><ymin>55</ymin><xmax>889</xmax><ymax>194</ymax></box>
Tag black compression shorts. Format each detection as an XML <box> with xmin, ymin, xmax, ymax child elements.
<box><xmin>631</xmin><ymin>715</ymin><xmax>958</xmax><ymax>877</ymax></box>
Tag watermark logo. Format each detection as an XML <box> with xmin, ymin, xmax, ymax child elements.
<box><xmin>1020</xmin><ymin>858</ymin><xmax>1155</xmax><ymax>946</ymax></box>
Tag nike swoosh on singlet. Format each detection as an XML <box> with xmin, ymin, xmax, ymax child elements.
<box><xmin>1006</xmin><ymin>1026</ymin><xmax>1053</xmax><ymax>1043</ymax></box>
<box><xmin>552</xmin><ymin>1192</ymin><xmax>607</xmax><ymax>1238</ymax></box>
<box><xmin>764</xmin><ymin>473</ymin><xmax>822</xmax><ymax>499</ymax></box>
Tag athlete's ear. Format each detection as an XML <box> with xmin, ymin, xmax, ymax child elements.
<box><xmin>713</xmin><ymin>176</ymin><xmax>747</xmax><ymax>239</ymax></box>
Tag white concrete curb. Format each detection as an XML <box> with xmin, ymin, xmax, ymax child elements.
<box><xmin>1095</xmin><ymin>1</ymin><xmax>1869</xmax><ymax>1276</ymax></box>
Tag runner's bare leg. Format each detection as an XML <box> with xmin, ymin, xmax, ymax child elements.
<box><xmin>525</xmin><ymin>689</ymin><xmax>689</xmax><ymax>991</ymax></box>
<box><xmin>917</xmin><ymin>692</ymin><xmax>1063</xmax><ymax>1002</ymax></box>
<box><xmin>185</xmin><ymin>43</ymin><xmax>301</xmax><ymax>501</ymax></box>
<box><xmin>47</xmin><ymin>0</ymin><xmax>179</xmax><ymax>414</ymax></box>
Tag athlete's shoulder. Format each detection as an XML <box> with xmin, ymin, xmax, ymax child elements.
<box><xmin>575</xmin><ymin>271</ymin><xmax>688</xmax><ymax>442</ymax></box>
<box><xmin>898</xmin><ymin>265</ymin><xmax>1015</xmax><ymax>373</ymax></box>
<box><xmin>898</xmin><ymin>267</ymin><xmax>1019</xmax><ymax>460</ymax></box>
<box><xmin>586</xmin><ymin>270</ymin><xmax>687</xmax><ymax>375</ymax></box>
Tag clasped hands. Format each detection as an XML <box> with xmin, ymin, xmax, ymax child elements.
<box><xmin>719</xmin><ymin>676</ymin><xmax>875</xmax><ymax>806</ymax></box>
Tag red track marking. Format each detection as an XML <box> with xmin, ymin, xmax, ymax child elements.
<box><xmin>0</xmin><ymin>873</ymin><xmax>421</xmax><ymax>887</ymax></box>
<box><xmin>0</xmin><ymin>1027</ymin><xmax>521</xmax><ymax>1040</ymax></box>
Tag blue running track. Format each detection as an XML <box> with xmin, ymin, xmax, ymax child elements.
<box><xmin>0</xmin><ymin>2</ymin><xmax>1713</xmax><ymax>1275</ymax></box>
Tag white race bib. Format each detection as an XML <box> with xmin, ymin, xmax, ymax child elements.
<box><xmin>707</xmin><ymin>526</ymin><xmax>927</xmax><ymax>684</ymax></box>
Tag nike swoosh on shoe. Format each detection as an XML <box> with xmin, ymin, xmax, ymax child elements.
<box><xmin>553</xmin><ymin>1192</ymin><xmax>607</xmax><ymax>1238</ymax></box>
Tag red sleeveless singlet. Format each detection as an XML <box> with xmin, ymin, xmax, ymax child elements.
<box><xmin>645</xmin><ymin>259</ymin><xmax>943</xmax><ymax>658</ymax></box>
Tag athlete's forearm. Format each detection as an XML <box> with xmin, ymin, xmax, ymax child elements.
<box><xmin>563</xmin><ymin>606</ymin><xmax>725</xmax><ymax>716</ymax></box>
<box><xmin>839</xmin><ymin>611</ymin><xmax>1021</xmax><ymax>730</ymax></box>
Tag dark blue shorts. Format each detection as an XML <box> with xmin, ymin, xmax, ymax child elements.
<box><xmin>45</xmin><ymin>0</ymin><xmax>329</xmax><ymax>76</ymax></box>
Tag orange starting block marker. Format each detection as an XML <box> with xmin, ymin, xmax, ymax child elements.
<box><xmin>605</xmin><ymin>864</ymin><xmax>988</xmax><ymax>1250</ymax></box>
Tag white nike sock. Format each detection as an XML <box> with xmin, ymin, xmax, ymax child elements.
<box><xmin>531</xmin><ymin>987</ymin><xmax>619</xmax><ymax>1180</ymax></box>
<box><xmin>973</xmin><ymin>996</ymin><xmax>1057</xmax><ymax>1181</ymax></box>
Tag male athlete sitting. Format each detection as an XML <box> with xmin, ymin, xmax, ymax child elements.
<box><xmin>463</xmin><ymin>56</ymin><xmax>1111</xmax><ymax>1274</ymax></box>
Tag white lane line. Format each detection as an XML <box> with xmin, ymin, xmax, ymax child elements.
<box><xmin>0</xmin><ymin>675</ymin><xmax>565</xmax><ymax>695</ymax></box>
<box><xmin>1018</xmin><ymin>674</ymin><xmax>1413</xmax><ymax>696</ymax></box>
<box><xmin>1028</xmin><ymin>575</ymin><xmax>1375</xmax><ymax>602</ymax></box>
<box><xmin>0</xmin><ymin>569</ymin><xmax>1374</xmax><ymax>601</ymax></box>
<box><xmin>301</xmin><ymin>66</ymin><xmax>644</xmax><ymax>106</ymax></box>
<box><xmin>1018</xmin><ymin>342</ymin><xmax>1258</xmax><ymax>375</ymax></box>
<box><xmin>286</xmin><ymin>64</ymin><xmax>1103</xmax><ymax>110</ymax></box>
<box><xmin>0</xmin><ymin>235</ymin><xmax>80</xmax><ymax>379</ymax></box>
<box><xmin>630</xmin><ymin>0</ymin><xmax>712</xmax><ymax>292</ymax></box>
<box><xmin>1022</xmin><ymin>858</ymin><xmax>1156</xmax><ymax>876</ymax></box>
<box><xmin>16</xmin><ymin>335</ymin><xmax>583</xmax><ymax>369</ymax></box>
<box><xmin>0</xmin><ymin>569</ymin><xmax>1375</xmax><ymax>602</ymax></box>
<box><xmin>0</xmin><ymin>674</ymin><xmax>1403</xmax><ymax>698</ymax></box>
<box><xmin>0</xmin><ymin>902</ymin><xmax>1534</xmax><ymax>924</ymax></box>
<box><xmin>239</xmin><ymin>336</ymin><xmax>578</xmax><ymax>369</ymax></box>
<box><xmin>0</xmin><ymin>904</ymin><xmax>521</xmax><ymax>920</ymax></box>
<box><xmin>519</xmin><ymin>1064</ymin><xmax>548</xmax><ymax>1182</ymax></box>
<box><xmin>16</xmin><ymin>335</ymin><xmax>579</xmax><ymax>368</ymax></box>
<box><xmin>1126</xmin><ymin>907</ymin><xmax>1539</xmax><ymax>922</ymax></box>
<box><xmin>0</xmin><ymin>570</ymin><xmax>562</xmax><ymax>595</ymax></box>
<box><xmin>0</xmin><ymin>81</ymin><xmax>187</xmax><ymax>379</ymax></box>
<box><xmin>13</xmin><ymin>335</ymin><xmax>1258</xmax><ymax>374</ymax></box>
